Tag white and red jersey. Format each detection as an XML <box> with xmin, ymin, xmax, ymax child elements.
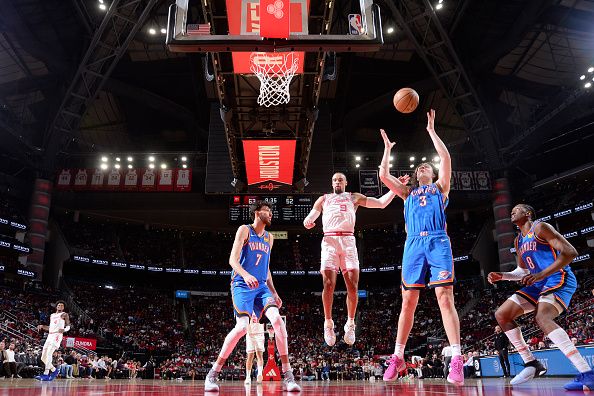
<box><xmin>49</xmin><ymin>312</ymin><xmax>65</xmax><ymax>334</ymax></box>
<box><xmin>322</xmin><ymin>192</ymin><xmax>357</xmax><ymax>234</ymax></box>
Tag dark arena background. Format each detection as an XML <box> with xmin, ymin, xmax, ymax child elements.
<box><xmin>1</xmin><ymin>0</ymin><xmax>594</xmax><ymax>395</ymax></box>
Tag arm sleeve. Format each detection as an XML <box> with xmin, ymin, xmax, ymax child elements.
<box><xmin>501</xmin><ymin>266</ymin><xmax>530</xmax><ymax>281</ymax></box>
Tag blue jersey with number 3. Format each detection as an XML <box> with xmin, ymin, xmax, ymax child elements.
<box><xmin>516</xmin><ymin>221</ymin><xmax>565</xmax><ymax>274</ymax></box>
<box><xmin>232</xmin><ymin>225</ymin><xmax>271</xmax><ymax>287</ymax></box>
<box><xmin>404</xmin><ymin>183</ymin><xmax>448</xmax><ymax>234</ymax></box>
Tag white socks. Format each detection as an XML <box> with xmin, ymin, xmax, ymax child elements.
<box><xmin>505</xmin><ymin>327</ymin><xmax>535</xmax><ymax>363</ymax></box>
<box><xmin>450</xmin><ymin>344</ymin><xmax>461</xmax><ymax>356</ymax></box>
<box><xmin>394</xmin><ymin>343</ymin><xmax>405</xmax><ymax>358</ymax></box>
<box><xmin>347</xmin><ymin>317</ymin><xmax>355</xmax><ymax>326</ymax></box>
<box><xmin>548</xmin><ymin>328</ymin><xmax>591</xmax><ymax>373</ymax></box>
<box><xmin>212</xmin><ymin>362</ymin><xmax>223</xmax><ymax>373</ymax></box>
<box><xmin>257</xmin><ymin>365</ymin><xmax>263</xmax><ymax>376</ymax></box>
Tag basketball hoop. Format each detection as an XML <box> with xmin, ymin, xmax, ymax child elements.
<box><xmin>250</xmin><ymin>52</ymin><xmax>298</xmax><ymax>107</ymax></box>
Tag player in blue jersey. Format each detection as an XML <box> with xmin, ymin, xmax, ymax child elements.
<box><xmin>204</xmin><ymin>201</ymin><xmax>300</xmax><ymax>392</ymax></box>
<box><xmin>488</xmin><ymin>204</ymin><xmax>593</xmax><ymax>390</ymax></box>
<box><xmin>379</xmin><ymin>109</ymin><xmax>465</xmax><ymax>385</ymax></box>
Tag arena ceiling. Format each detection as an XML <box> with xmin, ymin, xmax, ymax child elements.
<box><xmin>1</xmin><ymin>0</ymin><xmax>593</xmax><ymax>184</ymax></box>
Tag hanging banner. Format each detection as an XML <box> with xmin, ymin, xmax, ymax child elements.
<box><xmin>141</xmin><ymin>169</ymin><xmax>157</xmax><ymax>191</ymax></box>
<box><xmin>456</xmin><ymin>171</ymin><xmax>474</xmax><ymax>191</ymax></box>
<box><xmin>56</xmin><ymin>169</ymin><xmax>72</xmax><ymax>190</ymax></box>
<box><xmin>243</xmin><ymin>140</ymin><xmax>296</xmax><ymax>185</ymax></box>
<box><xmin>107</xmin><ymin>169</ymin><xmax>122</xmax><ymax>191</ymax></box>
<box><xmin>90</xmin><ymin>169</ymin><xmax>105</xmax><ymax>190</ymax></box>
<box><xmin>124</xmin><ymin>169</ymin><xmax>139</xmax><ymax>191</ymax></box>
<box><xmin>474</xmin><ymin>171</ymin><xmax>491</xmax><ymax>191</ymax></box>
<box><xmin>174</xmin><ymin>169</ymin><xmax>192</xmax><ymax>192</ymax></box>
<box><xmin>157</xmin><ymin>169</ymin><xmax>174</xmax><ymax>191</ymax></box>
<box><xmin>359</xmin><ymin>170</ymin><xmax>381</xmax><ymax>197</ymax></box>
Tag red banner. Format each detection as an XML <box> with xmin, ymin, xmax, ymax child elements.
<box><xmin>225</xmin><ymin>0</ymin><xmax>308</xmax><ymax>74</ymax></box>
<box><xmin>243</xmin><ymin>140</ymin><xmax>296</xmax><ymax>185</ymax></box>
<box><xmin>157</xmin><ymin>169</ymin><xmax>174</xmax><ymax>191</ymax></box>
<box><xmin>141</xmin><ymin>169</ymin><xmax>157</xmax><ymax>191</ymax></box>
<box><xmin>56</xmin><ymin>169</ymin><xmax>72</xmax><ymax>190</ymax></box>
<box><xmin>124</xmin><ymin>169</ymin><xmax>139</xmax><ymax>191</ymax></box>
<box><xmin>63</xmin><ymin>336</ymin><xmax>97</xmax><ymax>350</ymax></box>
<box><xmin>175</xmin><ymin>169</ymin><xmax>192</xmax><ymax>192</ymax></box>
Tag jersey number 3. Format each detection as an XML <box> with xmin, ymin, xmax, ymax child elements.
<box><xmin>419</xmin><ymin>196</ymin><xmax>427</xmax><ymax>207</ymax></box>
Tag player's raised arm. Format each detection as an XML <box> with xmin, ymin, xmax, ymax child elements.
<box><xmin>352</xmin><ymin>191</ymin><xmax>396</xmax><ymax>209</ymax></box>
<box><xmin>426</xmin><ymin>109</ymin><xmax>451</xmax><ymax>196</ymax></box>
<box><xmin>488</xmin><ymin>236</ymin><xmax>529</xmax><ymax>284</ymax></box>
<box><xmin>303</xmin><ymin>195</ymin><xmax>324</xmax><ymax>229</ymax></box>
<box><xmin>378</xmin><ymin>129</ymin><xmax>410</xmax><ymax>200</ymax></box>
<box><xmin>229</xmin><ymin>225</ymin><xmax>259</xmax><ymax>289</ymax></box>
<box><xmin>521</xmin><ymin>223</ymin><xmax>578</xmax><ymax>286</ymax></box>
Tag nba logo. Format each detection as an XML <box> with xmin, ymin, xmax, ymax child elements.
<box><xmin>348</xmin><ymin>14</ymin><xmax>363</xmax><ymax>35</ymax></box>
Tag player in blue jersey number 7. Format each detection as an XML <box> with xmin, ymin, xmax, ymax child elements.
<box><xmin>204</xmin><ymin>201</ymin><xmax>300</xmax><ymax>392</ymax></box>
<box><xmin>379</xmin><ymin>109</ymin><xmax>465</xmax><ymax>385</ymax></box>
<box><xmin>488</xmin><ymin>204</ymin><xmax>594</xmax><ymax>390</ymax></box>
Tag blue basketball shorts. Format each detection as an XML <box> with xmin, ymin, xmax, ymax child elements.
<box><xmin>514</xmin><ymin>268</ymin><xmax>577</xmax><ymax>313</ymax></box>
<box><xmin>401</xmin><ymin>231</ymin><xmax>455</xmax><ymax>289</ymax></box>
<box><xmin>231</xmin><ymin>283</ymin><xmax>277</xmax><ymax>319</ymax></box>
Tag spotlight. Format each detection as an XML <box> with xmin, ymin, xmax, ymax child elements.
<box><xmin>100</xmin><ymin>163</ymin><xmax>108</xmax><ymax>170</ymax></box>
<box><xmin>99</xmin><ymin>0</ymin><xmax>104</xmax><ymax>3</ymax></box>
<box><xmin>101</xmin><ymin>156</ymin><xmax>108</xmax><ymax>162</ymax></box>
<box><xmin>355</xmin><ymin>156</ymin><xmax>361</xmax><ymax>161</ymax></box>
<box><xmin>422</xmin><ymin>156</ymin><xmax>427</xmax><ymax>161</ymax></box>
<box><xmin>585</xmin><ymin>82</ymin><xmax>592</xmax><ymax>89</ymax></box>
<box><xmin>389</xmin><ymin>164</ymin><xmax>393</xmax><ymax>168</ymax></box>
<box><xmin>160</xmin><ymin>163</ymin><xmax>167</xmax><ymax>169</ymax></box>
<box><xmin>115</xmin><ymin>157</ymin><xmax>121</xmax><ymax>162</ymax></box>
<box><xmin>409</xmin><ymin>156</ymin><xmax>415</xmax><ymax>161</ymax></box>
<box><xmin>436</xmin><ymin>3</ymin><xmax>443</xmax><ymax>10</ymax></box>
<box><xmin>588</xmin><ymin>67</ymin><xmax>594</xmax><ymax>73</ymax></box>
<box><xmin>387</xmin><ymin>27</ymin><xmax>394</xmax><ymax>34</ymax></box>
<box><xmin>580</xmin><ymin>75</ymin><xmax>586</xmax><ymax>80</ymax></box>
<box><xmin>148</xmin><ymin>156</ymin><xmax>155</xmax><ymax>162</ymax></box>
<box><xmin>160</xmin><ymin>28</ymin><xmax>167</xmax><ymax>34</ymax></box>
<box><xmin>99</xmin><ymin>3</ymin><xmax>106</xmax><ymax>10</ymax></box>
<box><xmin>433</xmin><ymin>156</ymin><xmax>440</xmax><ymax>162</ymax></box>
<box><xmin>114</xmin><ymin>164</ymin><xmax>121</xmax><ymax>169</ymax></box>
<box><xmin>355</xmin><ymin>164</ymin><xmax>360</xmax><ymax>168</ymax></box>
<box><xmin>409</xmin><ymin>164</ymin><xmax>415</xmax><ymax>168</ymax></box>
<box><xmin>181</xmin><ymin>156</ymin><xmax>187</xmax><ymax>162</ymax></box>
<box><xmin>128</xmin><ymin>164</ymin><xmax>133</xmax><ymax>169</ymax></box>
<box><xmin>389</xmin><ymin>156</ymin><xmax>394</xmax><ymax>161</ymax></box>
<box><xmin>182</xmin><ymin>164</ymin><xmax>187</xmax><ymax>169</ymax></box>
<box><xmin>148</xmin><ymin>163</ymin><xmax>155</xmax><ymax>169</ymax></box>
<box><xmin>149</xmin><ymin>28</ymin><xmax>157</xmax><ymax>35</ymax></box>
<box><xmin>127</xmin><ymin>156</ymin><xmax>133</xmax><ymax>162</ymax></box>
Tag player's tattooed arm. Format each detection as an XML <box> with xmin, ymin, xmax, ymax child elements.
<box><xmin>229</xmin><ymin>225</ymin><xmax>259</xmax><ymax>289</ymax></box>
<box><xmin>521</xmin><ymin>222</ymin><xmax>578</xmax><ymax>286</ymax></box>
<box><xmin>425</xmin><ymin>109</ymin><xmax>451</xmax><ymax>197</ymax></box>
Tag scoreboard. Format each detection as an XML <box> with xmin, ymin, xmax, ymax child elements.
<box><xmin>229</xmin><ymin>195</ymin><xmax>314</xmax><ymax>225</ymax></box>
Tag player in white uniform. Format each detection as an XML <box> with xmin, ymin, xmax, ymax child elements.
<box><xmin>35</xmin><ymin>300</ymin><xmax>70</xmax><ymax>381</ymax></box>
<box><xmin>303</xmin><ymin>172</ymin><xmax>405</xmax><ymax>346</ymax></box>
<box><xmin>245</xmin><ymin>313</ymin><xmax>265</xmax><ymax>384</ymax></box>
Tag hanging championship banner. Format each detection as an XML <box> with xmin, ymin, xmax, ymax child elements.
<box><xmin>474</xmin><ymin>171</ymin><xmax>491</xmax><ymax>191</ymax></box>
<box><xmin>56</xmin><ymin>169</ymin><xmax>72</xmax><ymax>190</ymax></box>
<box><xmin>141</xmin><ymin>169</ymin><xmax>157</xmax><ymax>191</ymax></box>
<box><xmin>359</xmin><ymin>170</ymin><xmax>381</xmax><ymax>197</ymax></box>
<box><xmin>243</xmin><ymin>140</ymin><xmax>296</xmax><ymax>185</ymax></box>
<box><xmin>124</xmin><ymin>169</ymin><xmax>139</xmax><ymax>191</ymax></box>
<box><xmin>174</xmin><ymin>169</ymin><xmax>192</xmax><ymax>192</ymax></box>
<box><xmin>456</xmin><ymin>171</ymin><xmax>474</xmax><ymax>190</ymax></box>
<box><xmin>90</xmin><ymin>169</ymin><xmax>105</xmax><ymax>190</ymax></box>
<box><xmin>73</xmin><ymin>169</ymin><xmax>89</xmax><ymax>191</ymax></box>
<box><xmin>107</xmin><ymin>169</ymin><xmax>122</xmax><ymax>191</ymax></box>
<box><xmin>450</xmin><ymin>170</ymin><xmax>459</xmax><ymax>191</ymax></box>
<box><xmin>158</xmin><ymin>169</ymin><xmax>174</xmax><ymax>191</ymax></box>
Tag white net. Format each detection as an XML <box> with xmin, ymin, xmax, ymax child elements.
<box><xmin>250</xmin><ymin>52</ymin><xmax>299</xmax><ymax>107</ymax></box>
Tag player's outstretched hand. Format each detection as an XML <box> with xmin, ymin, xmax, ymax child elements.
<box><xmin>426</xmin><ymin>109</ymin><xmax>436</xmax><ymax>133</ymax></box>
<box><xmin>273</xmin><ymin>293</ymin><xmax>283</xmax><ymax>309</ymax></box>
<box><xmin>243</xmin><ymin>274</ymin><xmax>259</xmax><ymax>289</ymax></box>
<box><xmin>380</xmin><ymin>129</ymin><xmax>395</xmax><ymax>149</ymax></box>
<box><xmin>398</xmin><ymin>174</ymin><xmax>410</xmax><ymax>185</ymax></box>
<box><xmin>487</xmin><ymin>272</ymin><xmax>503</xmax><ymax>284</ymax></box>
<box><xmin>521</xmin><ymin>272</ymin><xmax>544</xmax><ymax>286</ymax></box>
<box><xmin>303</xmin><ymin>219</ymin><xmax>315</xmax><ymax>229</ymax></box>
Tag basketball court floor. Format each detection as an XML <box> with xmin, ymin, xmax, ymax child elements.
<box><xmin>0</xmin><ymin>378</ymin><xmax>578</xmax><ymax>395</ymax></box>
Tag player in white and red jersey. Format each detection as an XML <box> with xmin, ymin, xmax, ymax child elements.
<box><xmin>303</xmin><ymin>172</ymin><xmax>406</xmax><ymax>346</ymax></box>
<box><xmin>35</xmin><ymin>300</ymin><xmax>70</xmax><ymax>381</ymax></box>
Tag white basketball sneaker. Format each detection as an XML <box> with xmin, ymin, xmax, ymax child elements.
<box><xmin>204</xmin><ymin>370</ymin><xmax>219</xmax><ymax>392</ymax></box>
<box><xmin>282</xmin><ymin>370</ymin><xmax>301</xmax><ymax>392</ymax></box>
<box><xmin>244</xmin><ymin>375</ymin><xmax>251</xmax><ymax>385</ymax></box>
<box><xmin>324</xmin><ymin>320</ymin><xmax>336</xmax><ymax>347</ymax></box>
<box><xmin>343</xmin><ymin>321</ymin><xmax>356</xmax><ymax>345</ymax></box>
<box><xmin>510</xmin><ymin>359</ymin><xmax>547</xmax><ymax>386</ymax></box>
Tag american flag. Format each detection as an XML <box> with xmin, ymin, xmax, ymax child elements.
<box><xmin>186</xmin><ymin>23</ymin><xmax>211</xmax><ymax>35</ymax></box>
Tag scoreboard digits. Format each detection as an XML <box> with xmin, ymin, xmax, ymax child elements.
<box><xmin>229</xmin><ymin>195</ymin><xmax>314</xmax><ymax>224</ymax></box>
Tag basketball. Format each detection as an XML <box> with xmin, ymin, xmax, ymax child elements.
<box><xmin>393</xmin><ymin>88</ymin><xmax>419</xmax><ymax>113</ymax></box>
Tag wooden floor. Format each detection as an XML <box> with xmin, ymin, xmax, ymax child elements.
<box><xmin>0</xmin><ymin>377</ymin><xmax>579</xmax><ymax>395</ymax></box>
